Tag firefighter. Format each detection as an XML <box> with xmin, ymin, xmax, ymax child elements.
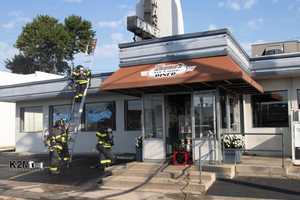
<box><xmin>96</xmin><ymin>128</ymin><xmax>114</xmax><ymax>173</ymax></box>
<box><xmin>45</xmin><ymin>119</ymin><xmax>70</xmax><ymax>174</ymax></box>
<box><xmin>71</xmin><ymin>65</ymin><xmax>92</xmax><ymax>102</ymax></box>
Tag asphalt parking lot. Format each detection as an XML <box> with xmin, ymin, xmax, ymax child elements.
<box><xmin>0</xmin><ymin>153</ymin><xmax>104</xmax><ymax>186</ymax></box>
<box><xmin>0</xmin><ymin>152</ymin><xmax>145</xmax><ymax>200</ymax></box>
<box><xmin>207</xmin><ymin>176</ymin><xmax>300</xmax><ymax>200</ymax></box>
<box><xmin>1</xmin><ymin>152</ymin><xmax>300</xmax><ymax>200</ymax></box>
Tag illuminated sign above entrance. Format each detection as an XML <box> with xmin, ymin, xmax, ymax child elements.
<box><xmin>141</xmin><ymin>63</ymin><xmax>197</xmax><ymax>78</ymax></box>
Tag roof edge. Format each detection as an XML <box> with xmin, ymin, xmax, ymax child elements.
<box><xmin>250</xmin><ymin>52</ymin><xmax>300</xmax><ymax>61</ymax></box>
<box><xmin>119</xmin><ymin>28</ymin><xmax>250</xmax><ymax>62</ymax></box>
<box><xmin>119</xmin><ymin>49</ymin><xmax>228</xmax><ymax>68</ymax></box>
<box><xmin>0</xmin><ymin>72</ymin><xmax>113</xmax><ymax>89</ymax></box>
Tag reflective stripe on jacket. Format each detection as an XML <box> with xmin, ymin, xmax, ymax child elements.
<box><xmin>96</xmin><ymin>131</ymin><xmax>112</xmax><ymax>148</ymax></box>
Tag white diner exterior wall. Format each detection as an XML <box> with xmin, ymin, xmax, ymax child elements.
<box><xmin>15</xmin><ymin>93</ymin><xmax>142</xmax><ymax>154</ymax></box>
<box><xmin>0</xmin><ymin>102</ymin><xmax>16</xmax><ymax>149</ymax></box>
<box><xmin>243</xmin><ymin>77</ymin><xmax>300</xmax><ymax>156</ymax></box>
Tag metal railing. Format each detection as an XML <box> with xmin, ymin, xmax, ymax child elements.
<box><xmin>197</xmin><ymin>130</ymin><xmax>217</xmax><ymax>183</ymax></box>
<box><xmin>222</xmin><ymin>133</ymin><xmax>285</xmax><ymax>168</ymax></box>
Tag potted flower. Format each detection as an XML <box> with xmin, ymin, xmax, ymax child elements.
<box><xmin>223</xmin><ymin>134</ymin><xmax>245</xmax><ymax>164</ymax></box>
<box><xmin>135</xmin><ymin>136</ymin><xmax>143</xmax><ymax>162</ymax></box>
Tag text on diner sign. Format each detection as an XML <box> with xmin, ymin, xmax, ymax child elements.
<box><xmin>141</xmin><ymin>63</ymin><xmax>197</xmax><ymax>78</ymax></box>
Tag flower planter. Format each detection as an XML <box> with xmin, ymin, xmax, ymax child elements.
<box><xmin>224</xmin><ymin>150</ymin><xmax>242</xmax><ymax>164</ymax></box>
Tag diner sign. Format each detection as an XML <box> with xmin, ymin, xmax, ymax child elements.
<box><xmin>141</xmin><ymin>63</ymin><xmax>197</xmax><ymax>78</ymax></box>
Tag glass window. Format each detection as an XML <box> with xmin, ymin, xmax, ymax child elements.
<box><xmin>125</xmin><ymin>99</ymin><xmax>142</xmax><ymax>131</ymax></box>
<box><xmin>49</xmin><ymin>105</ymin><xmax>72</xmax><ymax>126</ymax></box>
<box><xmin>194</xmin><ymin>94</ymin><xmax>215</xmax><ymax>138</ymax></box>
<box><xmin>85</xmin><ymin>102</ymin><xmax>116</xmax><ymax>131</ymax></box>
<box><xmin>20</xmin><ymin>106</ymin><xmax>43</xmax><ymax>133</ymax></box>
<box><xmin>144</xmin><ymin>95</ymin><xmax>163</xmax><ymax>138</ymax></box>
<box><xmin>251</xmin><ymin>91</ymin><xmax>289</xmax><ymax>128</ymax></box>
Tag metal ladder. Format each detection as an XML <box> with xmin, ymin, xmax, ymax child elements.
<box><xmin>67</xmin><ymin>78</ymin><xmax>91</xmax><ymax>162</ymax></box>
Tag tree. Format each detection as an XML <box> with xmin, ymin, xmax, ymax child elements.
<box><xmin>5</xmin><ymin>54</ymin><xmax>36</xmax><ymax>74</ymax></box>
<box><xmin>5</xmin><ymin>15</ymin><xmax>95</xmax><ymax>74</ymax></box>
<box><xmin>64</xmin><ymin>15</ymin><xmax>96</xmax><ymax>61</ymax></box>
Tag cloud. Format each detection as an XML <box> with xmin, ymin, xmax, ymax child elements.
<box><xmin>244</xmin><ymin>0</ymin><xmax>257</xmax><ymax>9</ymax></box>
<box><xmin>73</xmin><ymin>43</ymin><xmax>120</xmax><ymax>66</ymax></box>
<box><xmin>64</xmin><ymin>0</ymin><xmax>83</xmax><ymax>3</ymax></box>
<box><xmin>110</xmin><ymin>33</ymin><xmax>125</xmax><ymax>42</ymax></box>
<box><xmin>8</xmin><ymin>10</ymin><xmax>23</xmax><ymax>17</ymax></box>
<box><xmin>1</xmin><ymin>22</ymin><xmax>15</xmax><ymax>29</ymax></box>
<box><xmin>73</xmin><ymin>32</ymin><xmax>129</xmax><ymax>63</ymax></box>
<box><xmin>98</xmin><ymin>20</ymin><xmax>123</xmax><ymax>29</ymax></box>
<box><xmin>0</xmin><ymin>41</ymin><xmax>18</xmax><ymax>67</ymax></box>
<box><xmin>1</xmin><ymin>11</ymin><xmax>31</xmax><ymax>30</ymax></box>
<box><xmin>95</xmin><ymin>44</ymin><xmax>119</xmax><ymax>58</ymax></box>
<box><xmin>288</xmin><ymin>1</ymin><xmax>300</xmax><ymax>12</ymax></box>
<box><xmin>95</xmin><ymin>32</ymin><xmax>128</xmax><ymax>58</ymax></box>
<box><xmin>247</xmin><ymin>18</ymin><xmax>264</xmax><ymax>30</ymax></box>
<box><xmin>97</xmin><ymin>8</ymin><xmax>135</xmax><ymax>29</ymax></box>
<box><xmin>218</xmin><ymin>0</ymin><xmax>258</xmax><ymax>11</ymax></box>
<box><xmin>1</xmin><ymin>17</ymin><xmax>30</xmax><ymax>30</ymax></box>
<box><xmin>119</xmin><ymin>4</ymin><xmax>131</xmax><ymax>9</ymax></box>
<box><xmin>208</xmin><ymin>24</ymin><xmax>218</xmax><ymax>31</ymax></box>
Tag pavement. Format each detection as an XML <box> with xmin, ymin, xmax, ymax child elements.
<box><xmin>207</xmin><ymin>177</ymin><xmax>300</xmax><ymax>200</ymax></box>
<box><xmin>0</xmin><ymin>152</ymin><xmax>300</xmax><ymax>200</ymax></box>
<box><xmin>0</xmin><ymin>152</ymin><xmax>193</xmax><ymax>200</ymax></box>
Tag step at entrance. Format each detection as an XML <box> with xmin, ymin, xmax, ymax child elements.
<box><xmin>236</xmin><ymin>165</ymin><xmax>287</xmax><ymax>178</ymax></box>
<box><xmin>286</xmin><ymin>165</ymin><xmax>300</xmax><ymax>179</ymax></box>
<box><xmin>99</xmin><ymin>162</ymin><xmax>216</xmax><ymax>195</ymax></box>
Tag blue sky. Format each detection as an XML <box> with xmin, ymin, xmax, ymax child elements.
<box><xmin>0</xmin><ymin>0</ymin><xmax>300</xmax><ymax>73</ymax></box>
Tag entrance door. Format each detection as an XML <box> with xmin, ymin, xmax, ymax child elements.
<box><xmin>193</xmin><ymin>91</ymin><xmax>218</xmax><ymax>162</ymax></box>
<box><xmin>165</xmin><ymin>94</ymin><xmax>192</xmax><ymax>158</ymax></box>
<box><xmin>143</xmin><ymin>95</ymin><xmax>165</xmax><ymax>161</ymax></box>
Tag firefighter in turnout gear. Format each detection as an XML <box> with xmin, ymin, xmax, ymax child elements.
<box><xmin>45</xmin><ymin>119</ymin><xmax>70</xmax><ymax>174</ymax></box>
<box><xmin>71</xmin><ymin>65</ymin><xmax>91</xmax><ymax>102</ymax></box>
<box><xmin>96</xmin><ymin>128</ymin><xmax>114</xmax><ymax>172</ymax></box>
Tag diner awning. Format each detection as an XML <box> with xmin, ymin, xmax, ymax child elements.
<box><xmin>101</xmin><ymin>55</ymin><xmax>263</xmax><ymax>95</ymax></box>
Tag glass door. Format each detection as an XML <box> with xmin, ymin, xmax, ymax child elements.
<box><xmin>220</xmin><ymin>93</ymin><xmax>241</xmax><ymax>133</ymax></box>
<box><xmin>142</xmin><ymin>95</ymin><xmax>165</xmax><ymax>160</ymax></box>
<box><xmin>165</xmin><ymin>94</ymin><xmax>192</xmax><ymax>157</ymax></box>
<box><xmin>193</xmin><ymin>91</ymin><xmax>217</xmax><ymax>162</ymax></box>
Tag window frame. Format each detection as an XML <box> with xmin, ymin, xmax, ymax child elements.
<box><xmin>20</xmin><ymin>106</ymin><xmax>44</xmax><ymax>133</ymax></box>
<box><xmin>251</xmin><ymin>90</ymin><xmax>289</xmax><ymax>128</ymax></box>
<box><xmin>48</xmin><ymin>104</ymin><xmax>72</xmax><ymax>127</ymax></box>
<box><xmin>124</xmin><ymin>99</ymin><xmax>142</xmax><ymax>131</ymax></box>
<box><xmin>84</xmin><ymin>101</ymin><xmax>116</xmax><ymax>132</ymax></box>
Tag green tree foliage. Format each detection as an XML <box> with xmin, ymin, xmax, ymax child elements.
<box><xmin>5</xmin><ymin>54</ymin><xmax>36</xmax><ymax>74</ymax></box>
<box><xmin>64</xmin><ymin>15</ymin><xmax>96</xmax><ymax>60</ymax></box>
<box><xmin>5</xmin><ymin>15</ymin><xmax>95</xmax><ymax>74</ymax></box>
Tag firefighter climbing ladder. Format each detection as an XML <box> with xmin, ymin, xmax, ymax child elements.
<box><xmin>67</xmin><ymin>39</ymin><xmax>97</xmax><ymax>163</ymax></box>
<box><xmin>67</xmin><ymin>77</ymin><xmax>91</xmax><ymax>162</ymax></box>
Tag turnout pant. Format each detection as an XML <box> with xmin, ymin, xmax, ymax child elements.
<box><xmin>96</xmin><ymin>143</ymin><xmax>113</xmax><ymax>169</ymax></box>
<box><xmin>49</xmin><ymin>143</ymin><xmax>70</xmax><ymax>174</ymax></box>
<box><xmin>49</xmin><ymin>149</ymin><xmax>61</xmax><ymax>174</ymax></box>
<box><xmin>61</xmin><ymin>143</ymin><xmax>70</xmax><ymax>162</ymax></box>
<box><xmin>75</xmin><ymin>83</ymin><xmax>87</xmax><ymax>101</ymax></box>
